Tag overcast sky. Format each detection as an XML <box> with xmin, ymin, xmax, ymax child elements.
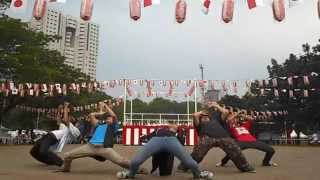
<box><xmin>8</xmin><ymin>0</ymin><xmax>320</xmax><ymax>81</ymax></box>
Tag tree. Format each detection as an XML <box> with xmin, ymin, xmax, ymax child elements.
<box><xmin>249</xmin><ymin>39</ymin><xmax>320</xmax><ymax>133</ymax></box>
<box><xmin>0</xmin><ymin>16</ymin><xmax>94</xmax><ymax>129</ymax></box>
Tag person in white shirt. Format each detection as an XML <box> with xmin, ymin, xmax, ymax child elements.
<box><xmin>30</xmin><ymin>102</ymin><xmax>80</xmax><ymax>167</ymax></box>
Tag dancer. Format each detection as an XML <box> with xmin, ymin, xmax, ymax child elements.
<box><xmin>178</xmin><ymin>101</ymin><xmax>255</xmax><ymax>173</ymax></box>
<box><xmin>59</xmin><ymin>102</ymin><xmax>147</xmax><ymax>174</ymax></box>
<box><xmin>30</xmin><ymin>102</ymin><xmax>80</xmax><ymax>167</ymax></box>
<box><xmin>140</xmin><ymin>127</ymin><xmax>187</xmax><ymax>176</ymax></box>
<box><xmin>117</xmin><ymin>125</ymin><xmax>214</xmax><ymax>179</ymax></box>
<box><xmin>216</xmin><ymin>111</ymin><xmax>277</xmax><ymax>167</ymax></box>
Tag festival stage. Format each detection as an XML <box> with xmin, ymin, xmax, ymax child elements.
<box><xmin>0</xmin><ymin>145</ymin><xmax>319</xmax><ymax>180</ymax></box>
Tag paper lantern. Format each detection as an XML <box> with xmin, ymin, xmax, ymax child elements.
<box><xmin>273</xmin><ymin>0</ymin><xmax>285</xmax><ymax>22</ymax></box>
<box><xmin>33</xmin><ymin>0</ymin><xmax>47</xmax><ymax>20</ymax></box>
<box><xmin>318</xmin><ymin>0</ymin><xmax>320</xmax><ymax>19</ymax></box>
<box><xmin>80</xmin><ymin>0</ymin><xmax>94</xmax><ymax>21</ymax></box>
<box><xmin>130</xmin><ymin>0</ymin><xmax>141</xmax><ymax>21</ymax></box>
<box><xmin>222</xmin><ymin>0</ymin><xmax>234</xmax><ymax>23</ymax></box>
<box><xmin>175</xmin><ymin>0</ymin><xmax>187</xmax><ymax>23</ymax></box>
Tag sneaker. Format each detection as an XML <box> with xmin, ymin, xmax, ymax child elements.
<box><xmin>263</xmin><ymin>162</ymin><xmax>278</xmax><ymax>167</ymax></box>
<box><xmin>243</xmin><ymin>166</ymin><xmax>256</xmax><ymax>173</ymax></box>
<box><xmin>215</xmin><ymin>162</ymin><xmax>226</xmax><ymax>167</ymax></box>
<box><xmin>116</xmin><ymin>170</ymin><xmax>130</xmax><ymax>179</ymax></box>
<box><xmin>194</xmin><ymin>170</ymin><xmax>214</xmax><ymax>180</ymax></box>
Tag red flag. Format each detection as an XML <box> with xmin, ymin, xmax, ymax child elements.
<box><xmin>187</xmin><ymin>84</ymin><xmax>195</xmax><ymax>96</ymax></box>
<box><xmin>167</xmin><ymin>81</ymin><xmax>174</xmax><ymax>96</ymax></box>
<box><xmin>202</xmin><ymin>0</ymin><xmax>211</xmax><ymax>15</ymax></box>
<box><xmin>11</xmin><ymin>0</ymin><xmax>28</xmax><ymax>13</ymax></box>
<box><xmin>247</xmin><ymin>0</ymin><xmax>256</xmax><ymax>9</ymax></box>
<box><xmin>144</xmin><ymin>0</ymin><xmax>160</xmax><ymax>7</ymax></box>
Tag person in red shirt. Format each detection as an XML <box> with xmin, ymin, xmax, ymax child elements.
<box><xmin>216</xmin><ymin>110</ymin><xmax>277</xmax><ymax>167</ymax></box>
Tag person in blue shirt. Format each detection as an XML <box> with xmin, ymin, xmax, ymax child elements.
<box><xmin>59</xmin><ymin>102</ymin><xmax>147</xmax><ymax>174</ymax></box>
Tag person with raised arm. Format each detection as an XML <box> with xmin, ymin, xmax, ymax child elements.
<box><xmin>178</xmin><ymin>101</ymin><xmax>255</xmax><ymax>173</ymax></box>
<box><xmin>59</xmin><ymin>101</ymin><xmax>148</xmax><ymax>174</ymax></box>
<box><xmin>30</xmin><ymin>102</ymin><xmax>80</xmax><ymax>167</ymax></box>
<box><xmin>216</xmin><ymin>110</ymin><xmax>277</xmax><ymax>167</ymax></box>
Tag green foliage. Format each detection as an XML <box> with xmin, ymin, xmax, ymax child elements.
<box><xmin>0</xmin><ymin>16</ymin><xmax>95</xmax><ymax>129</ymax></box>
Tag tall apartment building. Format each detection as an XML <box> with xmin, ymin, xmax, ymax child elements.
<box><xmin>29</xmin><ymin>9</ymin><xmax>99</xmax><ymax>80</ymax></box>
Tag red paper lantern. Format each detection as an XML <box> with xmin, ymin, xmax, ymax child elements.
<box><xmin>33</xmin><ymin>0</ymin><xmax>47</xmax><ymax>20</ymax></box>
<box><xmin>175</xmin><ymin>0</ymin><xmax>187</xmax><ymax>24</ymax></box>
<box><xmin>318</xmin><ymin>0</ymin><xmax>320</xmax><ymax>19</ymax></box>
<box><xmin>80</xmin><ymin>0</ymin><xmax>94</xmax><ymax>21</ymax></box>
<box><xmin>273</xmin><ymin>0</ymin><xmax>285</xmax><ymax>22</ymax></box>
<box><xmin>130</xmin><ymin>0</ymin><xmax>141</xmax><ymax>21</ymax></box>
<box><xmin>222</xmin><ymin>0</ymin><xmax>234</xmax><ymax>23</ymax></box>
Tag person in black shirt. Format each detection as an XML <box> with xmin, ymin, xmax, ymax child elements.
<box><xmin>117</xmin><ymin>125</ymin><xmax>214</xmax><ymax>180</ymax></box>
<box><xmin>178</xmin><ymin>101</ymin><xmax>255</xmax><ymax>173</ymax></box>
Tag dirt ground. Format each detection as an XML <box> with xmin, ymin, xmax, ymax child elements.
<box><xmin>0</xmin><ymin>145</ymin><xmax>319</xmax><ymax>180</ymax></box>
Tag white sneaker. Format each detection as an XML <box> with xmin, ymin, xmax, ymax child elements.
<box><xmin>198</xmin><ymin>170</ymin><xmax>214</xmax><ymax>180</ymax></box>
<box><xmin>116</xmin><ymin>171</ymin><xmax>130</xmax><ymax>179</ymax></box>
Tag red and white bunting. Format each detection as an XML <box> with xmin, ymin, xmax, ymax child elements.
<box><xmin>146</xmin><ymin>80</ymin><xmax>153</xmax><ymax>97</ymax></box>
<box><xmin>303</xmin><ymin>76</ymin><xmax>310</xmax><ymax>85</ymax></box>
<box><xmin>187</xmin><ymin>82</ymin><xmax>195</xmax><ymax>96</ymax></box>
<box><xmin>232</xmin><ymin>81</ymin><xmax>238</xmax><ymax>94</ymax></box>
<box><xmin>272</xmin><ymin>78</ymin><xmax>278</xmax><ymax>87</ymax></box>
<box><xmin>303</xmin><ymin>89</ymin><xmax>309</xmax><ymax>97</ymax></box>
<box><xmin>289</xmin><ymin>90</ymin><xmax>294</xmax><ymax>98</ymax></box>
<box><xmin>167</xmin><ymin>81</ymin><xmax>174</xmax><ymax>96</ymax></box>
<box><xmin>274</xmin><ymin>89</ymin><xmax>279</xmax><ymax>97</ymax></box>
<box><xmin>288</xmin><ymin>76</ymin><xmax>293</xmax><ymax>86</ymax></box>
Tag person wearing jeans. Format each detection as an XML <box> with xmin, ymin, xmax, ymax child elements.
<box><xmin>117</xmin><ymin>125</ymin><xmax>213</xmax><ymax>180</ymax></box>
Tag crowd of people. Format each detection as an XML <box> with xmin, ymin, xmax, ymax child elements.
<box><xmin>26</xmin><ymin>100</ymin><xmax>282</xmax><ymax>180</ymax></box>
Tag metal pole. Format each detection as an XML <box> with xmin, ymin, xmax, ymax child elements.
<box><xmin>123</xmin><ymin>79</ymin><xmax>127</xmax><ymax>125</ymax></box>
<box><xmin>130</xmin><ymin>97</ymin><xmax>133</xmax><ymax>124</ymax></box>
<box><xmin>187</xmin><ymin>95</ymin><xmax>190</xmax><ymax>121</ymax></box>
<box><xmin>36</xmin><ymin>110</ymin><xmax>40</xmax><ymax>129</ymax></box>
<box><xmin>194</xmin><ymin>80</ymin><xmax>197</xmax><ymax>112</ymax></box>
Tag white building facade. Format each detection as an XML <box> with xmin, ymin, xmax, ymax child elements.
<box><xmin>29</xmin><ymin>9</ymin><xmax>99</xmax><ymax>80</ymax></box>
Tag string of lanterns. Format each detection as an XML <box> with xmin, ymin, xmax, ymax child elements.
<box><xmin>28</xmin><ymin>0</ymin><xmax>320</xmax><ymax>23</ymax></box>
